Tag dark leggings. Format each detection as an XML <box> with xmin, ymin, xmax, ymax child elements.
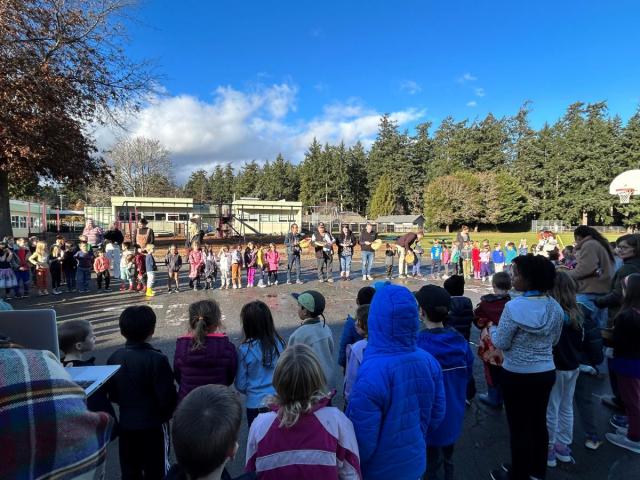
<box><xmin>96</xmin><ymin>271</ymin><xmax>110</xmax><ymax>289</ymax></box>
<box><xmin>502</xmin><ymin>369</ymin><xmax>555</xmax><ymax>480</ymax></box>
<box><xmin>50</xmin><ymin>265</ymin><xmax>61</xmax><ymax>289</ymax></box>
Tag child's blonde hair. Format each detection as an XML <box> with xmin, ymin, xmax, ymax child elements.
<box><xmin>51</xmin><ymin>245</ymin><xmax>61</xmax><ymax>257</ymax></box>
<box><xmin>35</xmin><ymin>241</ymin><xmax>47</xmax><ymax>257</ymax></box>
<box><xmin>270</xmin><ymin>344</ymin><xmax>327</xmax><ymax>428</ymax></box>
<box><xmin>550</xmin><ymin>270</ymin><xmax>582</xmax><ymax>330</ymax></box>
<box><xmin>146</xmin><ymin>244</ymin><xmax>155</xmax><ymax>253</ymax></box>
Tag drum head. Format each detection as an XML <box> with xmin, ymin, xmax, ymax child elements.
<box><xmin>299</xmin><ymin>238</ymin><xmax>311</xmax><ymax>249</ymax></box>
<box><xmin>371</xmin><ymin>239</ymin><xmax>383</xmax><ymax>250</ymax></box>
<box><xmin>405</xmin><ymin>252</ymin><xmax>415</xmax><ymax>264</ymax></box>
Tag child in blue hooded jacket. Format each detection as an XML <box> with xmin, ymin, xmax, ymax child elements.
<box><xmin>347</xmin><ymin>283</ymin><xmax>446</xmax><ymax>480</ymax></box>
<box><xmin>416</xmin><ymin>285</ymin><xmax>474</xmax><ymax>480</ymax></box>
<box><xmin>337</xmin><ymin>286</ymin><xmax>375</xmax><ymax>371</ymax></box>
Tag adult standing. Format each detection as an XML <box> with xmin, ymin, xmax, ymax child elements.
<box><xmin>311</xmin><ymin>223</ymin><xmax>335</xmax><ymax>283</ymax></box>
<box><xmin>82</xmin><ymin>218</ymin><xmax>104</xmax><ymax>249</ymax></box>
<box><xmin>595</xmin><ymin>233</ymin><xmax>640</xmax><ymax>411</ymax></box>
<box><xmin>103</xmin><ymin>222</ymin><xmax>124</xmax><ymax>245</ymax></box>
<box><xmin>395</xmin><ymin>230</ymin><xmax>424</xmax><ymax>278</ymax></box>
<box><xmin>456</xmin><ymin>226</ymin><xmax>471</xmax><ymax>273</ymax></box>
<box><xmin>133</xmin><ymin>218</ymin><xmax>155</xmax><ymax>250</ymax></box>
<box><xmin>188</xmin><ymin>216</ymin><xmax>203</xmax><ymax>246</ymax></box>
<box><xmin>567</xmin><ymin>226</ymin><xmax>615</xmax><ymax>328</ymax></box>
<box><xmin>488</xmin><ymin>254</ymin><xmax>564</xmax><ymax>480</ymax></box>
<box><xmin>336</xmin><ymin>225</ymin><xmax>357</xmax><ymax>281</ymax></box>
<box><xmin>284</xmin><ymin>223</ymin><xmax>304</xmax><ymax>285</ymax></box>
<box><xmin>360</xmin><ymin>222</ymin><xmax>377</xmax><ymax>281</ymax></box>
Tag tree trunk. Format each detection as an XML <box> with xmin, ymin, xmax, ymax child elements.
<box><xmin>581</xmin><ymin>210</ymin><xmax>588</xmax><ymax>225</ymax></box>
<box><xmin>445</xmin><ymin>224</ymin><xmax>450</xmax><ymax>233</ymax></box>
<box><xmin>0</xmin><ymin>170</ymin><xmax>13</xmax><ymax>238</ymax></box>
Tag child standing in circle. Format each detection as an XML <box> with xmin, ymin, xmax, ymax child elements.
<box><xmin>244</xmin><ymin>242</ymin><xmax>257</xmax><ymax>288</ymax></box>
<box><xmin>231</xmin><ymin>245</ymin><xmax>244</xmax><ymax>289</ymax></box>
<box><xmin>480</xmin><ymin>245</ymin><xmax>492</xmax><ymax>282</ymax></box>
<box><xmin>174</xmin><ymin>300</ymin><xmax>238</xmax><ymax>402</ymax></box>
<box><xmin>265</xmin><ymin>243</ymin><xmax>280</xmax><ymax>286</ymax></box>
<box><xmin>219</xmin><ymin>246</ymin><xmax>232</xmax><ymax>290</ymax></box>
<box><xmin>245</xmin><ymin>344</ymin><xmax>361</xmax><ymax>478</ymax></box>
<box><xmin>93</xmin><ymin>249</ymin><xmax>111</xmax><ymax>292</ymax></box>
<box><xmin>188</xmin><ymin>242</ymin><xmax>204</xmax><ymax>291</ymax></box>
<box><xmin>165</xmin><ymin>244</ymin><xmax>182</xmax><ymax>293</ymax></box>
<box><xmin>29</xmin><ymin>241</ymin><xmax>50</xmax><ymax>296</ymax></box>
<box><xmin>236</xmin><ymin>300</ymin><xmax>286</xmax><ymax>426</ymax></box>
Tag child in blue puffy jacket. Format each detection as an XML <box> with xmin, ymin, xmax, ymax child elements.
<box><xmin>347</xmin><ymin>283</ymin><xmax>446</xmax><ymax>480</ymax></box>
<box><xmin>416</xmin><ymin>285</ymin><xmax>474</xmax><ymax>480</ymax></box>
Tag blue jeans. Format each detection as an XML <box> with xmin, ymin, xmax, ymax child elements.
<box><xmin>77</xmin><ymin>268</ymin><xmax>91</xmax><ymax>291</ymax></box>
<box><xmin>577</xmin><ymin>293</ymin><xmax>608</xmax><ymax>328</ymax></box>
<box><xmin>361</xmin><ymin>251</ymin><xmax>374</xmax><ymax>276</ymax></box>
<box><xmin>287</xmin><ymin>254</ymin><xmax>301</xmax><ymax>282</ymax></box>
<box><xmin>340</xmin><ymin>255</ymin><xmax>352</xmax><ymax>273</ymax></box>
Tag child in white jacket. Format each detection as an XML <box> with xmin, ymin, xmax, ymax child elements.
<box><xmin>218</xmin><ymin>246</ymin><xmax>232</xmax><ymax>290</ymax></box>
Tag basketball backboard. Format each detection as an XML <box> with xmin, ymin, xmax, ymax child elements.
<box><xmin>610</xmin><ymin>170</ymin><xmax>640</xmax><ymax>204</ymax></box>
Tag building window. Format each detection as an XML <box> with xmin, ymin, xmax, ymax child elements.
<box><xmin>155</xmin><ymin>213</ymin><xmax>166</xmax><ymax>221</ymax></box>
<box><xmin>179</xmin><ymin>214</ymin><xmax>189</xmax><ymax>221</ymax></box>
<box><xmin>167</xmin><ymin>214</ymin><xmax>179</xmax><ymax>222</ymax></box>
<box><xmin>385</xmin><ymin>224</ymin><xmax>395</xmax><ymax>233</ymax></box>
<box><xmin>279</xmin><ymin>213</ymin><xmax>295</xmax><ymax>222</ymax></box>
<box><xmin>11</xmin><ymin>216</ymin><xmax>19</xmax><ymax>228</ymax></box>
<box><xmin>20</xmin><ymin>217</ymin><xmax>28</xmax><ymax>228</ymax></box>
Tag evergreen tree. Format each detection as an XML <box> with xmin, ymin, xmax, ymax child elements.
<box><xmin>262</xmin><ymin>153</ymin><xmax>300</xmax><ymax>200</ymax></box>
<box><xmin>429</xmin><ymin>117</ymin><xmax>472</xmax><ymax>181</ymax></box>
<box><xmin>234</xmin><ymin>161</ymin><xmax>263</xmax><ymax>198</ymax></box>
<box><xmin>184</xmin><ymin>169</ymin><xmax>210</xmax><ymax>203</ymax></box>
<box><xmin>299</xmin><ymin>138</ymin><xmax>326</xmax><ymax>206</ymax></box>
<box><xmin>470</xmin><ymin>113</ymin><xmax>509</xmax><ymax>171</ymax></box>
<box><xmin>346</xmin><ymin>141</ymin><xmax>369</xmax><ymax>214</ymax></box>
<box><xmin>209</xmin><ymin>163</ymin><xmax>235</xmax><ymax>205</ymax></box>
<box><xmin>407</xmin><ymin>122</ymin><xmax>433</xmax><ymax>214</ymax></box>
<box><xmin>368</xmin><ymin>175</ymin><xmax>396</xmax><ymax>218</ymax></box>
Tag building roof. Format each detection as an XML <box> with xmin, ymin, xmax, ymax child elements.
<box><xmin>232</xmin><ymin>199</ymin><xmax>302</xmax><ymax>207</ymax></box>
<box><xmin>110</xmin><ymin>196</ymin><xmax>194</xmax><ymax>207</ymax></box>
<box><xmin>375</xmin><ymin>215</ymin><xmax>424</xmax><ymax>224</ymax></box>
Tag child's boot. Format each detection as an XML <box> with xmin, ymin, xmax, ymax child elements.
<box><xmin>145</xmin><ymin>287</ymin><xmax>155</xmax><ymax>297</ymax></box>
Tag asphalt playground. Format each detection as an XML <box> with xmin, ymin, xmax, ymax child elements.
<box><xmin>6</xmin><ymin>257</ymin><xmax>639</xmax><ymax>479</ymax></box>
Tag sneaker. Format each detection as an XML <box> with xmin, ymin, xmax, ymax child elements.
<box><xmin>362</xmin><ymin>276</ymin><xmax>367</xmax><ymax>281</ymax></box>
<box><xmin>296</xmin><ymin>279</ymin><xmax>304</xmax><ymax>284</ymax></box>
<box><xmin>585</xmin><ymin>434</ymin><xmax>604</xmax><ymax>450</ymax></box>
<box><xmin>327</xmin><ymin>278</ymin><xmax>334</xmax><ymax>283</ymax></box>
<box><xmin>606</xmin><ymin>432</ymin><xmax>640</xmax><ymax>454</ymax></box>
<box><xmin>547</xmin><ymin>445</ymin><xmax>557</xmax><ymax>468</ymax></box>
<box><xmin>52</xmin><ymin>289</ymin><xmax>61</xmax><ymax>295</ymax></box>
<box><xmin>367</xmin><ymin>275</ymin><xmax>374</xmax><ymax>281</ymax></box>
<box><xmin>611</xmin><ymin>415</ymin><xmax>629</xmax><ymax>430</ymax></box>
<box><xmin>259</xmin><ymin>283</ymin><xmax>267</xmax><ymax>288</ymax></box>
<box><xmin>233</xmin><ymin>285</ymin><xmax>237</xmax><ymax>289</ymax></box>
<box><xmin>193</xmin><ymin>286</ymin><xmax>198</xmax><ymax>291</ymax></box>
<box><xmin>104</xmin><ymin>288</ymin><xmax>111</xmax><ymax>292</ymax></box>
<box><xmin>275</xmin><ymin>280</ymin><xmax>278</xmax><ymax>286</ymax></box>
<box><xmin>554</xmin><ymin>443</ymin><xmax>574</xmax><ymax>463</ymax></box>
<box><xmin>490</xmin><ymin>468</ymin><xmax>510</xmax><ymax>480</ymax></box>
<box><xmin>286</xmin><ymin>280</ymin><xmax>292</xmax><ymax>285</ymax></box>
<box><xmin>478</xmin><ymin>393</ymin><xmax>503</xmax><ymax>409</ymax></box>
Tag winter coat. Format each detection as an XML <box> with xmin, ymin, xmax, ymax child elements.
<box><xmin>492</xmin><ymin>249</ymin><xmax>505</xmax><ymax>263</ymax></box>
<box><xmin>577</xmin><ymin>303</ymin><xmax>604</xmax><ymax>367</ymax></box>
<box><xmin>219</xmin><ymin>252</ymin><xmax>232</xmax><ymax>271</ymax></box>
<box><xmin>288</xmin><ymin>319</ymin><xmax>335</xmax><ymax>390</ymax></box>
<box><xmin>312</xmin><ymin>231</ymin><xmax>335</xmax><ymax>259</ymax></box>
<box><xmin>173</xmin><ymin>333</ymin><xmax>238</xmax><ymax>402</ymax></box>
<box><xmin>474</xmin><ymin>294</ymin><xmax>511</xmax><ymax>366</ymax></box>
<box><xmin>611</xmin><ymin>307</ymin><xmax>640</xmax><ymax>379</ymax></box>
<box><xmin>417</xmin><ymin>327</ymin><xmax>474</xmax><ymax>446</ymax></box>
<box><xmin>105</xmin><ymin>244</ymin><xmax>121</xmax><ymax>278</ymax></box>
<box><xmin>344</xmin><ymin>339</ymin><xmax>367</xmax><ymax>402</ymax></box>
<box><xmin>74</xmin><ymin>250</ymin><xmax>94</xmax><ymax>270</ymax></box>
<box><xmin>447</xmin><ymin>296</ymin><xmax>474</xmax><ymax>340</ymax></box>
<box><xmin>359</xmin><ymin>230</ymin><xmax>377</xmax><ymax>253</ymax></box>
<box><xmin>490</xmin><ymin>294</ymin><xmax>564</xmax><ymax>374</ymax></box>
<box><xmin>134</xmin><ymin>253</ymin><xmax>146</xmax><ymax>276</ymax></box>
<box><xmin>246</xmin><ymin>396</ymin><xmax>362</xmax><ymax>479</ymax></box>
<box><xmin>204</xmin><ymin>254</ymin><xmax>217</xmax><ymax>277</ymax></box>
<box><xmin>244</xmin><ymin>249</ymin><xmax>257</xmax><ymax>268</ymax></box>
<box><xmin>338</xmin><ymin>315</ymin><xmax>364</xmax><ymax>369</ymax></box>
<box><xmin>265</xmin><ymin>250</ymin><xmax>280</xmax><ymax>271</ymax></box>
<box><xmin>165</xmin><ymin>252</ymin><xmax>183</xmax><ymax>273</ymax></box>
<box><xmin>471</xmin><ymin>248</ymin><xmax>481</xmax><ymax>265</ymax></box>
<box><xmin>396</xmin><ymin>232</ymin><xmax>418</xmax><ymax>249</ymax></box>
<box><xmin>552</xmin><ymin>313</ymin><xmax>584</xmax><ymax>371</ymax></box>
<box><xmin>188</xmin><ymin>250</ymin><xmax>204</xmax><ymax>279</ymax></box>
<box><xmin>442</xmin><ymin>249</ymin><xmax>451</xmax><ymax>264</ymax></box>
<box><xmin>106</xmin><ymin>341</ymin><xmax>177</xmax><ymax>430</ymax></box>
<box><xmin>337</xmin><ymin>234</ymin><xmax>356</xmax><ymax>257</ymax></box>
<box><xmin>568</xmin><ymin>237</ymin><xmax>615</xmax><ymax>295</ymax></box>
<box><xmin>284</xmin><ymin>232</ymin><xmax>303</xmax><ymax>256</ymax></box>
<box><xmin>346</xmin><ymin>284</ymin><xmax>446</xmax><ymax>480</ymax></box>
<box><xmin>93</xmin><ymin>257</ymin><xmax>110</xmax><ymax>273</ymax></box>
<box><xmin>145</xmin><ymin>253</ymin><xmax>156</xmax><ymax>273</ymax></box>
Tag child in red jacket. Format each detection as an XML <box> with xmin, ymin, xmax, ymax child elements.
<box><xmin>471</xmin><ymin>241</ymin><xmax>481</xmax><ymax>280</ymax></box>
<box><xmin>93</xmin><ymin>250</ymin><xmax>111</xmax><ymax>291</ymax></box>
<box><xmin>473</xmin><ymin>271</ymin><xmax>511</xmax><ymax>408</ymax></box>
<box><xmin>134</xmin><ymin>244</ymin><xmax>146</xmax><ymax>292</ymax></box>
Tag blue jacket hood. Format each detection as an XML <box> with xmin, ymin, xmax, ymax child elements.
<box><xmin>367</xmin><ymin>283</ymin><xmax>419</xmax><ymax>355</ymax></box>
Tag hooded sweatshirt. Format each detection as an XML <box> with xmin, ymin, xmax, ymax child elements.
<box><xmin>490</xmin><ymin>294</ymin><xmax>564</xmax><ymax>374</ymax></box>
<box><xmin>235</xmin><ymin>339</ymin><xmax>285</xmax><ymax>409</ymax></box>
<box><xmin>346</xmin><ymin>284</ymin><xmax>445</xmax><ymax>480</ymax></box>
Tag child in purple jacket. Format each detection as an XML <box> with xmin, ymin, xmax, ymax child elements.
<box><xmin>174</xmin><ymin>300</ymin><xmax>238</xmax><ymax>402</ymax></box>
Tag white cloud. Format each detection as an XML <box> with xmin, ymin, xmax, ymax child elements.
<box><xmin>95</xmin><ymin>83</ymin><xmax>426</xmax><ymax>183</ymax></box>
<box><xmin>466</xmin><ymin>100</ymin><xmax>477</xmax><ymax>107</ymax></box>
<box><xmin>457</xmin><ymin>72</ymin><xmax>477</xmax><ymax>83</ymax></box>
<box><xmin>474</xmin><ymin>87</ymin><xmax>485</xmax><ymax>97</ymax></box>
<box><xmin>400</xmin><ymin>80</ymin><xmax>422</xmax><ymax>95</ymax></box>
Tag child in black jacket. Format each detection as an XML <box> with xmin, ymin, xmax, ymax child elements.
<box><xmin>107</xmin><ymin>305</ymin><xmax>178</xmax><ymax>479</ymax></box>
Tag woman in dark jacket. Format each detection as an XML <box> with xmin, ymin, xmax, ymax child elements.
<box><xmin>336</xmin><ymin>225</ymin><xmax>357</xmax><ymax>281</ymax></box>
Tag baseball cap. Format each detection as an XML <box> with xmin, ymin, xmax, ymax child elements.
<box><xmin>291</xmin><ymin>290</ymin><xmax>326</xmax><ymax>317</ymax></box>
<box><xmin>414</xmin><ymin>285</ymin><xmax>451</xmax><ymax>314</ymax></box>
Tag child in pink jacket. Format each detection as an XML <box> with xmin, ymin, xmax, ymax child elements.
<box><xmin>265</xmin><ymin>243</ymin><xmax>280</xmax><ymax>286</ymax></box>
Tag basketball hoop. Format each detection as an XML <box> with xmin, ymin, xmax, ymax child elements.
<box><xmin>616</xmin><ymin>188</ymin><xmax>635</xmax><ymax>204</ymax></box>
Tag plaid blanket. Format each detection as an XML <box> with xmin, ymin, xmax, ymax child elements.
<box><xmin>0</xmin><ymin>345</ymin><xmax>113</xmax><ymax>479</ymax></box>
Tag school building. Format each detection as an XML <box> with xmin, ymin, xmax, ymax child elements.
<box><xmin>9</xmin><ymin>200</ymin><xmax>51</xmax><ymax>238</ymax></box>
<box><xmin>375</xmin><ymin>215</ymin><xmax>425</xmax><ymax>233</ymax></box>
<box><xmin>231</xmin><ymin>198</ymin><xmax>303</xmax><ymax>236</ymax></box>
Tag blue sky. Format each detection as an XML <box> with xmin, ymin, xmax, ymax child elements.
<box><xmin>102</xmin><ymin>0</ymin><xmax>640</xmax><ymax>181</ymax></box>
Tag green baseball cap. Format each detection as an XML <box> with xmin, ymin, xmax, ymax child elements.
<box><xmin>291</xmin><ymin>290</ymin><xmax>326</xmax><ymax>316</ymax></box>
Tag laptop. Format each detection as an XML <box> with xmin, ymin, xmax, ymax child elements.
<box><xmin>0</xmin><ymin>309</ymin><xmax>119</xmax><ymax>396</ymax></box>
<box><xmin>65</xmin><ymin>365</ymin><xmax>120</xmax><ymax>397</ymax></box>
<box><xmin>0</xmin><ymin>309</ymin><xmax>60</xmax><ymax>358</ymax></box>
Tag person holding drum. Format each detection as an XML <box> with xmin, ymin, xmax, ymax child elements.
<box><xmin>312</xmin><ymin>223</ymin><xmax>336</xmax><ymax>283</ymax></box>
<box><xmin>284</xmin><ymin>223</ymin><xmax>305</xmax><ymax>285</ymax></box>
<box><xmin>396</xmin><ymin>230</ymin><xmax>424</xmax><ymax>279</ymax></box>
<box><xmin>360</xmin><ymin>222</ymin><xmax>378</xmax><ymax>281</ymax></box>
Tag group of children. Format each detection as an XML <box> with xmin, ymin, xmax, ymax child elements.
<box><xmin>45</xmin><ymin>242</ymin><xmax>640</xmax><ymax>479</ymax></box>
<box><xmin>182</xmin><ymin>241</ymin><xmax>283</xmax><ymax>291</ymax></box>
